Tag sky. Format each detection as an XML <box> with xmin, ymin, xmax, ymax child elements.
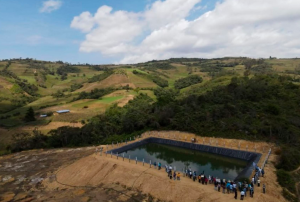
<box><xmin>0</xmin><ymin>0</ymin><xmax>300</xmax><ymax>64</ymax></box>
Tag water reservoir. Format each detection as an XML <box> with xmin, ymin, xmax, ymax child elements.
<box><xmin>123</xmin><ymin>143</ymin><xmax>247</xmax><ymax>180</ymax></box>
<box><xmin>108</xmin><ymin>137</ymin><xmax>261</xmax><ymax>180</ymax></box>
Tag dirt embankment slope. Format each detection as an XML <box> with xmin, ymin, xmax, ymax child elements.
<box><xmin>55</xmin><ymin>151</ymin><xmax>286</xmax><ymax>202</ymax></box>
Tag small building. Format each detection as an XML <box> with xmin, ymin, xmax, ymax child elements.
<box><xmin>40</xmin><ymin>114</ymin><xmax>47</xmax><ymax>118</ymax></box>
<box><xmin>56</xmin><ymin>110</ymin><xmax>70</xmax><ymax>114</ymax></box>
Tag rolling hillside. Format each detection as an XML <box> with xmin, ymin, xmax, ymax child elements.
<box><xmin>1</xmin><ymin>57</ymin><xmax>300</xmax><ymax>151</ymax></box>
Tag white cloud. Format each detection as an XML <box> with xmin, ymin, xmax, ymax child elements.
<box><xmin>70</xmin><ymin>12</ymin><xmax>95</xmax><ymax>33</ymax></box>
<box><xmin>40</xmin><ymin>0</ymin><xmax>62</xmax><ymax>13</ymax></box>
<box><xmin>71</xmin><ymin>0</ymin><xmax>300</xmax><ymax>64</ymax></box>
<box><xmin>144</xmin><ymin>0</ymin><xmax>201</xmax><ymax>29</ymax></box>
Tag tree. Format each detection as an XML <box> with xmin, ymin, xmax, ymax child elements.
<box><xmin>125</xmin><ymin>84</ymin><xmax>130</xmax><ymax>92</ymax></box>
<box><xmin>134</xmin><ymin>87</ymin><xmax>140</xmax><ymax>94</ymax></box>
<box><xmin>154</xmin><ymin>88</ymin><xmax>179</xmax><ymax>106</ymax></box>
<box><xmin>24</xmin><ymin>107</ymin><xmax>36</xmax><ymax>122</ymax></box>
<box><xmin>243</xmin><ymin>59</ymin><xmax>256</xmax><ymax>70</ymax></box>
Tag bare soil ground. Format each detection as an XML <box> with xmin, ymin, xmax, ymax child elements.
<box><xmin>78</xmin><ymin>74</ymin><xmax>136</xmax><ymax>92</ymax></box>
<box><xmin>18</xmin><ymin>122</ymin><xmax>83</xmax><ymax>131</ymax></box>
<box><xmin>118</xmin><ymin>95</ymin><xmax>135</xmax><ymax>107</ymax></box>
<box><xmin>0</xmin><ymin>131</ymin><xmax>287</xmax><ymax>202</ymax></box>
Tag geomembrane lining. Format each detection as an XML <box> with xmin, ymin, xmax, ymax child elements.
<box><xmin>107</xmin><ymin>137</ymin><xmax>262</xmax><ymax>180</ymax></box>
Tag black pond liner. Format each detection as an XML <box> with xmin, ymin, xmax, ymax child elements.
<box><xmin>107</xmin><ymin>137</ymin><xmax>262</xmax><ymax>181</ymax></box>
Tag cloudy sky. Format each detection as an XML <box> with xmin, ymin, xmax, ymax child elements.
<box><xmin>1</xmin><ymin>0</ymin><xmax>300</xmax><ymax>64</ymax></box>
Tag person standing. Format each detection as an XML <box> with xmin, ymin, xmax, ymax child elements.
<box><xmin>173</xmin><ymin>171</ymin><xmax>176</xmax><ymax>180</ymax></box>
<box><xmin>193</xmin><ymin>173</ymin><xmax>196</xmax><ymax>182</ymax></box>
<box><xmin>240</xmin><ymin>190</ymin><xmax>245</xmax><ymax>200</ymax></box>
<box><xmin>218</xmin><ymin>183</ymin><xmax>221</xmax><ymax>192</ymax></box>
<box><xmin>234</xmin><ymin>189</ymin><xmax>237</xmax><ymax>199</ymax></box>
<box><xmin>169</xmin><ymin>170</ymin><xmax>172</xmax><ymax>180</ymax></box>
<box><xmin>250</xmin><ymin>187</ymin><xmax>254</xmax><ymax>197</ymax></box>
<box><xmin>262</xmin><ymin>169</ymin><xmax>265</xmax><ymax>177</ymax></box>
<box><xmin>169</xmin><ymin>165</ymin><xmax>172</xmax><ymax>174</ymax></box>
<box><xmin>257</xmin><ymin>179</ymin><xmax>261</xmax><ymax>187</ymax></box>
<box><xmin>243</xmin><ymin>187</ymin><xmax>247</xmax><ymax>197</ymax></box>
<box><xmin>222</xmin><ymin>184</ymin><xmax>226</xmax><ymax>194</ymax></box>
<box><xmin>263</xmin><ymin>184</ymin><xmax>266</xmax><ymax>193</ymax></box>
<box><xmin>177</xmin><ymin>172</ymin><xmax>181</xmax><ymax>180</ymax></box>
<box><xmin>227</xmin><ymin>183</ymin><xmax>230</xmax><ymax>194</ymax></box>
<box><xmin>158</xmin><ymin>162</ymin><xmax>161</xmax><ymax>170</ymax></box>
<box><xmin>233</xmin><ymin>182</ymin><xmax>237</xmax><ymax>192</ymax></box>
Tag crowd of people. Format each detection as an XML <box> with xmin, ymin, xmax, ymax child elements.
<box><xmin>153</xmin><ymin>162</ymin><xmax>266</xmax><ymax>200</ymax></box>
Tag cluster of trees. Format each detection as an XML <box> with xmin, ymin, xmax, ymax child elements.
<box><xmin>144</xmin><ymin>62</ymin><xmax>175</xmax><ymax>70</ymax></box>
<box><xmin>70</xmin><ymin>83</ymin><xmax>83</xmax><ymax>92</ymax></box>
<box><xmin>200</xmin><ymin>64</ymin><xmax>223</xmax><ymax>72</ymax></box>
<box><xmin>169</xmin><ymin>58</ymin><xmax>203</xmax><ymax>62</ymax></box>
<box><xmin>89</xmin><ymin>66</ymin><xmax>109</xmax><ymax>71</ymax></box>
<box><xmin>0</xmin><ymin>62</ymin><xmax>22</xmax><ymax>82</ymax></box>
<box><xmin>56</xmin><ymin>66</ymin><xmax>80</xmax><ymax>75</ymax></box>
<box><xmin>151</xmin><ymin>76</ymin><xmax>168</xmax><ymax>88</ymax></box>
<box><xmin>174</xmin><ymin>75</ymin><xmax>203</xmax><ymax>89</ymax></box>
<box><xmin>73</xmin><ymin>88</ymin><xmax>114</xmax><ymax>100</ymax></box>
<box><xmin>56</xmin><ymin>66</ymin><xmax>80</xmax><ymax>80</ymax></box>
<box><xmin>88</xmin><ymin>70</ymin><xmax>114</xmax><ymax>83</ymax></box>
<box><xmin>15</xmin><ymin>81</ymin><xmax>38</xmax><ymax>96</ymax></box>
<box><xmin>251</xmin><ymin>63</ymin><xmax>273</xmax><ymax>74</ymax></box>
<box><xmin>153</xmin><ymin>63</ymin><xmax>175</xmax><ymax>70</ymax></box>
<box><xmin>51</xmin><ymin>90</ymin><xmax>66</xmax><ymax>98</ymax></box>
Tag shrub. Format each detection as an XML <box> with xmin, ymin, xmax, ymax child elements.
<box><xmin>13</xmin><ymin>112</ymin><xmax>21</xmax><ymax>116</ymax></box>
<box><xmin>276</xmin><ymin>169</ymin><xmax>296</xmax><ymax>194</ymax></box>
<box><xmin>46</xmin><ymin>112</ymin><xmax>53</xmax><ymax>116</ymax></box>
<box><xmin>274</xmin><ymin>148</ymin><xmax>282</xmax><ymax>155</ymax></box>
<box><xmin>88</xmin><ymin>70</ymin><xmax>114</xmax><ymax>83</ymax></box>
<box><xmin>174</xmin><ymin>75</ymin><xmax>203</xmax><ymax>89</ymax></box>
<box><xmin>282</xmin><ymin>189</ymin><xmax>298</xmax><ymax>202</ymax></box>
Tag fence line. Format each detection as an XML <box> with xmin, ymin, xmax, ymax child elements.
<box><xmin>261</xmin><ymin>148</ymin><xmax>272</xmax><ymax>169</ymax></box>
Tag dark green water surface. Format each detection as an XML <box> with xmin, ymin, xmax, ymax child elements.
<box><xmin>123</xmin><ymin>143</ymin><xmax>248</xmax><ymax>180</ymax></box>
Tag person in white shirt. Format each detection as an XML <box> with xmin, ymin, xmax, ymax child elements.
<box><xmin>233</xmin><ymin>183</ymin><xmax>237</xmax><ymax>192</ymax></box>
<box><xmin>240</xmin><ymin>190</ymin><xmax>245</xmax><ymax>200</ymax></box>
